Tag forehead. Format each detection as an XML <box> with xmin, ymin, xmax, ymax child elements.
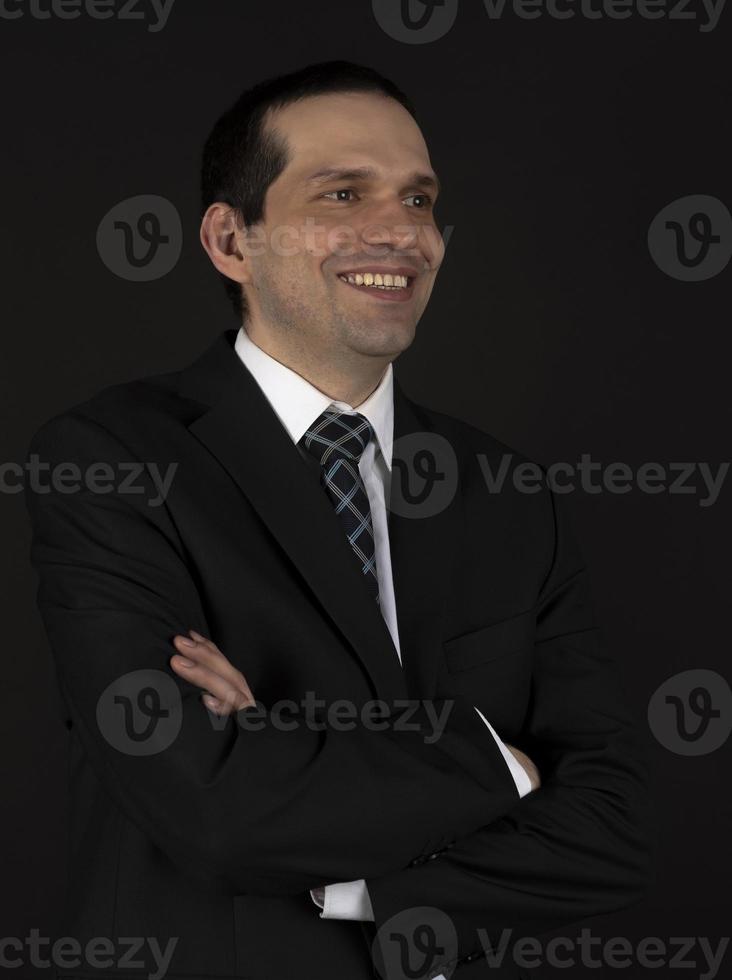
<box><xmin>266</xmin><ymin>91</ymin><xmax>433</xmax><ymax>186</ymax></box>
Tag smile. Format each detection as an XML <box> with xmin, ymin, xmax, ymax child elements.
<box><xmin>336</xmin><ymin>270</ymin><xmax>416</xmax><ymax>302</ymax></box>
<box><xmin>338</xmin><ymin>272</ymin><xmax>410</xmax><ymax>289</ymax></box>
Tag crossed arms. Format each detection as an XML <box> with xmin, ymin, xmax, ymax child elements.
<box><xmin>25</xmin><ymin>413</ymin><xmax>651</xmax><ymax>959</ymax></box>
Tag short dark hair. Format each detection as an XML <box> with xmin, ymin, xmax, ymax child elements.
<box><xmin>200</xmin><ymin>60</ymin><xmax>418</xmax><ymax>322</ymax></box>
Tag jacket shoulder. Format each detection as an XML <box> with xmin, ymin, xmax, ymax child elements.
<box><xmin>26</xmin><ymin>366</ymin><xmax>189</xmax><ymax>462</ymax></box>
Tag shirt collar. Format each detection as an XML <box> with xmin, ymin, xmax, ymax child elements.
<box><xmin>234</xmin><ymin>326</ymin><xmax>394</xmax><ymax>470</ymax></box>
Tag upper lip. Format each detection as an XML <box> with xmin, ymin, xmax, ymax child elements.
<box><xmin>336</xmin><ymin>265</ymin><xmax>420</xmax><ymax>279</ymax></box>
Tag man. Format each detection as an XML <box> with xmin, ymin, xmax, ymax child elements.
<box><xmin>25</xmin><ymin>61</ymin><xmax>649</xmax><ymax>980</ymax></box>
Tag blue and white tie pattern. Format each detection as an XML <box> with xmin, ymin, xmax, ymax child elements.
<box><xmin>300</xmin><ymin>410</ymin><xmax>379</xmax><ymax>602</ymax></box>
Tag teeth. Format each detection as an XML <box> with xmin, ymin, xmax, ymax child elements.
<box><xmin>338</xmin><ymin>272</ymin><xmax>410</xmax><ymax>290</ymax></box>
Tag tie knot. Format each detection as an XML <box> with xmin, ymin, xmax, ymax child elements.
<box><xmin>300</xmin><ymin>410</ymin><xmax>374</xmax><ymax>467</ymax></box>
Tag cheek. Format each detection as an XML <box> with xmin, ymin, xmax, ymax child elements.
<box><xmin>419</xmin><ymin>223</ymin><xmax>446</xmax><ymax>269</ymax></box>
<box><xmin>324</xmin><ymin>226</ymin><xmax>361</xmax><ymax>266</ymax></box>
<box><xmin>287</xmin><ymin>211</ymin><xmax>359</xmax><ymax>264</ymax></box>
<box><xmin>270</xmin><ymin>250</ymin><xmax>316</xmax><ymax>289</ymax></box>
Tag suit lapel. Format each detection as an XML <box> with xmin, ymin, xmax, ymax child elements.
<box><xmin>178</xmin><ymin>330</ymin><xmax>408</xmax><ymax>702</ymax></box>
<box><xmin>388</xmin><ymin>380</ymin><xmax>460</xmax><ymax>699</ymax></box>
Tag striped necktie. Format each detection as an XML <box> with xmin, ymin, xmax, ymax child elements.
<box><xmin>299</xmin><ymin>410</ymin><xmax>380</xmax><ymax>603</ymax></box>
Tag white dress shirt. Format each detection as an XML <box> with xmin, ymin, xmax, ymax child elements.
<box><xmin>233</xmin><ymin>327</ymin><xmax>532</xmax><ymax>922</ymax></box>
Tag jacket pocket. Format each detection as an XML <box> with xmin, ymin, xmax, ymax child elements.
<box><xmin>443</xmin><ymin>609</ymin><xmax>535</xmax><ymax>673</ymax></box>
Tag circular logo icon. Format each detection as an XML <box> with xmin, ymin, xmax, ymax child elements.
<box><xmin>648</xmin><ymin>195</ymin><xmax>732</xmax><ymax>281</ymax></box>
<box><xmin>389</xmin><ymin>432</ymin><xmax>458</xmax><ymax>519</ymax></box>
<box><xmin>372</xmin><ymin>906</ymin><xmax>458</xmax><ymax>980</ymax></box>
<box><xmin>648</xmin><ymin>668</ymin><xmax>732</xmax><ymax>756</ymax></box>
<box><xmin>372</xmin><ymin>0</ymin><xmax>459</xmax><ymax>43</ymax></box>
<box><xmin>97</xmin><ymin>194</ymin><xmax>182</xmax><ymax>281</ymax></box>
<box><xmin>96</xmin><ymin>669</ymin><xmax>182</xmax><ymax>756</ymax></box>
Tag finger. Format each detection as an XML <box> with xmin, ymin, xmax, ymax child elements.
<box><xmin>172</xmin><ymin>634</ymin><xmax>240</xmax><ymax>683</ymax></box>
<box><xmin>171</xmin><ymin>633</ymin><xmax>255</xmax><ymax>707</ymax></box>
<box><xmin>170</xmin><ymin>650</ymin><xmax>249</xmax><ymax>708</ymax></box>
<box><xmin>201</xmin><ymin>692</ymin><xmax>243</xmax><ymax>716</ymax></box>
<box><xmin>204</xmin><ymin>687</ymin><xmax>253</xmax><ymax>714</ymax></box>
<box><xmin>178</xmin><ymin>632</ymin><xmax>254</xmax><ymax>701</ymax></box>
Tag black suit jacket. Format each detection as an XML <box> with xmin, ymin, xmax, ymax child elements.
<box><xmin>25</xmin><ymin>328</ymin><xmax>650</xmax><ymax>980</ymax></box>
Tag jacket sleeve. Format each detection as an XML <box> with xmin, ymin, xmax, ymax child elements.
<box><xmin>365</xmin><ymin>489</ymin><xmax>652</xmax><ymax>973</ymax></box>
<box><xmin>24</xmin><ymin>411</ymin><xmax>524</xmax><ymax>898</ymax></box>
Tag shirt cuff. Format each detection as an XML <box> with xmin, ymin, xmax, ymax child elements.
<box><xmin>310</xmin><ymin>879</ymin><xmax>375</xmax><ymax>921</ymax></box>
<box><xmin>473</xmin><ymin>706</ymin><xmax>532</xmax><ymax>798</ymax></box>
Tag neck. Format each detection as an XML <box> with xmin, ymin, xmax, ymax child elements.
<box><xmin>244</xmin><ymin>325</ymin><xmax>391</xmax><ymax>407</ymax></box>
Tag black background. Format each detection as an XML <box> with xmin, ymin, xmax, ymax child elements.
<box><xmin>1</xmin><ymin>1</ymin><xmax>729</xmax><ymax>976</ymax></box>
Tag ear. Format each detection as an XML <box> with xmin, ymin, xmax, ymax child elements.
<box><xmin>199</xmin><ymin>203</ymin><xmax>252</xmax><ymax>285</ymax></box>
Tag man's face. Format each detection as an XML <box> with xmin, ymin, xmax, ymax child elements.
<box><xmin>238</xmin><ymin>91</ymin><xmax>445</xmax><ymax>365</ymax></box>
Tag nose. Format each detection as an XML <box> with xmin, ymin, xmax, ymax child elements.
<box><xmin>361</xmin><ymin>216</ymin><xmax>420</xmax><ymax>256</ymax></box>
<box><xmin>357</xmin><ymin>193</ymin><xmax>424</xmax><ymax>255</ymax></box>
<box><xmin>358</xmin><ymin>199</ymin><xmax>444</xmax><ymax>271</ymax></box>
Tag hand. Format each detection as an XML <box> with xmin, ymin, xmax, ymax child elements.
<box><xmin>170</xmin><ymin>630</ymin><xmax>255</xmax><ymax>714</ymax></box>
<box><xmin>505</xmin><ymin>743</ymin><xmax>541</xmax><ymax>791</ymax></box>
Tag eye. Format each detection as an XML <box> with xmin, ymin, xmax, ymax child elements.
<box><xmin>321</xmin><ymin>189</ymin><xmax>434</xmax><ymax>208</ymax></box>
<box><xmin>322</xmin><ymin>188</ymin><xmax>358</xmax><ymax>202</ymax></box>
<box><xmin>404</xmin><ymin>193</ymin><xmax>433</xmax><ymax>209</ymax></box>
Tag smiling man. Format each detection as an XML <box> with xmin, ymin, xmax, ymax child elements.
<box><xmin>26</xmin><ymin>61</ymin><xmax>649</xmax><ymax>980</ymax></box>
<box><xmin>199</xmin><ymin>80</ymin><xmax>445</xmax><ymax>407</ymax></box>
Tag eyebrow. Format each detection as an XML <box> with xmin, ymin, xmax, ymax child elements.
<box><xmin>304</xmin><ymin>166</ymin><xmax>441</xmax><ymax>196</ymax></box>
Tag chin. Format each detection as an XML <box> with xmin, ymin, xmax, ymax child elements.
<box><xmin>351</xmin><ymin>322</ymin><xmax>416</xmax><ymax>358</ymax></box>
